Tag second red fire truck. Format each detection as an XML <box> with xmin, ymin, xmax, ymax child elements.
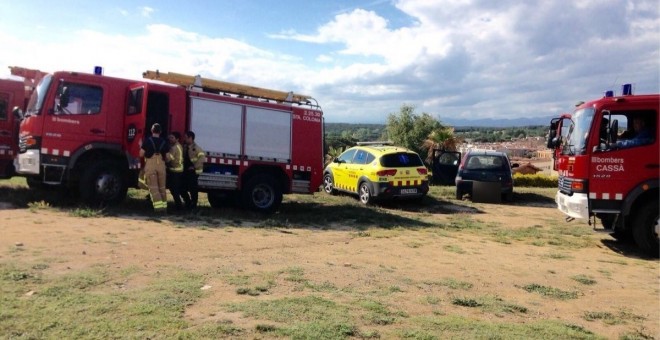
<box><xmin>548</xmin><ymin>84</ymin><xmax>659</xmax><ymax>256</ymax></box>
<box><xmin>0</xmin><ymin>66</ymin><xmax>47</xmax><ymax>178</ymax></box>
<box><xmin>15</xmin><ymin>68</ymin><xmax>324</xmax><ymax>213</ymax></box>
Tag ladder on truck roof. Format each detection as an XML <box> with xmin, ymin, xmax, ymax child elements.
<box><xmin>142</xmin><ymin>70</ymin><xmax>312</xmax><ymax>104</ymax></box>
<box><xmin>9</xmin><ymin>66</ymin><xmax>48</xmax><ymax>87</ymax></box>
<box><xmin>8</xmin><ymin>66</ymin><xmax>48</xmax><ymax>96</ymax></box>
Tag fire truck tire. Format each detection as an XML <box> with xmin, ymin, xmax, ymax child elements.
<box><xmin>359</xmin><ymin>182</ymin><xmax>373</xmax><ymax>205</ymax></box>
<box><xmin>241</xmin><ymin>174</ymin><xmax>282</xmax><ymax>213</ymax></box>
<box><xmin>632</xmin><ymin>200</ymin><xmax>659</xmax><ymax>257</ymax></box>
<box><xmin>79</xmin><ymin>161</ymin><xmax>127</xmax><ymax>206</ymax></box>
<box><xmin>323</xmin><ymin>173</ymin><xmax>337</xmax><ymax>195</ymax></box>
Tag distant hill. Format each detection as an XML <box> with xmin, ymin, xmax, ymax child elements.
<box><xmin>326</xmin><ymin>116</ymin><xmax>555</xmax><ymax>129</ymax></box>
<box><xmin>440</xmin><ymin>115</ymin><xmax>555</xmax><ymax>128</ymax></box>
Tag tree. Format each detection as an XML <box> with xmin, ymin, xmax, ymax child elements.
<box><xmin>386</xmin><ymin>104</ymin><xmax>443</xmax><ymax>156</ymax></box>
<box><xmin>421</xmin><ymin>126</ymin><xmax>461</xmax><ymax>164</ymax></box>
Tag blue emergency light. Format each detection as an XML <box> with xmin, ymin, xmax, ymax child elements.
<box><xmin>604</xmin><ymin>90</ymin><xmax>614</xmax><ymax>97</ymax></box>
<box><xmin>622</xmin><ymin>83</ymin><xmax>632</xmax><ymax>95</ymax></box>
<box><xmin>94</xmin><ymin>66</ymin><xmax>103</xmax><ymax>75</ymax></box>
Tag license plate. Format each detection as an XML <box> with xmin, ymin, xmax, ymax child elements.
<box><xmin>400</xmin><ymin>188</ymin><xmax>417</xmax><ymax>194</ymax></box>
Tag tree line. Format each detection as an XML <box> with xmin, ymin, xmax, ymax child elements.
<box><xmin>325</xmin><ymin>104</ymin><xmax>547</xmax><ymax>164</ymax></box>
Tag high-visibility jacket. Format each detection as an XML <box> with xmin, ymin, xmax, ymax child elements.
<box><xmin>166</xmin><ymin>142</ymin><xmax>184</xmax><ymax>173</ymax></box>
<box><xmin>186</xmin><ymin>142</ymin><xmax>205</xmax><ymax>174</ymax></box>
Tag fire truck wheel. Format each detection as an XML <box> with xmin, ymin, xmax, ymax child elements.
<box><xmin>359</xmin><ymin>182</ymin><xmax>373</xmax><ymax>205</ymax></box>
<box><xmin>242</xmin><ymin>174</ymin><xmax>282</xmax><ymax>213</ymax></box>
<box><xmin>323</xmin><ymin>173</ymin><xmax>337</xmax><ymax>195</ymax></box>
<box><xmin>80</xmin><ymin>161</ymin><xmax>127</xmax><ymax>206</ymax></box>
<box><xmin>632</xmin><ymin>199</ymin><xmax>659</xmax><ymax>257</ymax></box>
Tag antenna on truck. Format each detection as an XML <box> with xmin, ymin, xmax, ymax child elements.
<box><xmin>142</xmin><ymin>70</ymin><xmax>312</xmax><ymax>105</ymax></box>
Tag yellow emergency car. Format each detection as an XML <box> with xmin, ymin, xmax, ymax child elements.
<box><xmin>323</xmin><ymin>142</ymin><xmax>429</xmax><ymax>204</ymax></box>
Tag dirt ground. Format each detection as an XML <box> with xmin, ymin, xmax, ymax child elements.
<box><xmin>0</xmin><ymin>197</ymin><xmax>658</xmax><ymax>339</ymax></box>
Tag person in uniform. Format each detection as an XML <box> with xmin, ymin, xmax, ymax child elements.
<box><xmin>166</xmin><ymin>132</ymin><xmax>185</xmax><ymax>211</ymax></box>
<box><xmin>140</xmin><ymin>123</ymin><xmax>170</xmax><ymax>213</ymax></box>
<box><xmin>183</xmin><ymin>130</ymin><xmax>205</xmax><ymax>210</ymax></box>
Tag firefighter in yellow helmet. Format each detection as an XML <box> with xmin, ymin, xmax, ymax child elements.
<box><xmin>140</xmin><ymin>123</ymin><xmax>170</xmax><ymax>213</ymax></box>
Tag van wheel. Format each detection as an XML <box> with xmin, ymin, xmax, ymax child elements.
<box><xmin>80</xmin><ymin>161</ymin><xmax>127</xmax><ymax>206</ymax></box>
<box><xmin>633</xmin><ymin>200</ymin><xmax>659</xmax><ymax>257</ymax></box>
<box><xmin>323</xmin><ymin>173</ymin><xmax>337</xmax><ymax>195</ymax></box>
<box><xmin>455</xmin><ymin>189</ymin><xmax>463</xmax><ymax>200</ymax></box>
<box><xmin>242</xmin><ymin>174</ymin><xmax>282</xmax><ymax>213</ymax></box>
<box><xmin>358</xmin><ymin>182</ymin><xmax>373</xmax><ymax>205</ymax></box>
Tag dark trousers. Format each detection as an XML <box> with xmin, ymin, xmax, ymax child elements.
<box><xmin>167</xmin><ymin>171</ymin><xmax>185</xmax><ymax>208</ymax></box>
<box><xmin>183</xmin><ymin>170</ymin><xmax>199</xmax><ymax>208</ymax></box>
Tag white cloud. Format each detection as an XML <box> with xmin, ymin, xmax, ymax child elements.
<box><xmin>1</xmin><ymin>1</ymin><xmax>657</xmax><ymax>124</ymax></box>
<box><xmin>141</xmin><ymin>6</ymin><xmax>154</xmax><ymax>18</ymax></box>
<box><xmin>316</xmin><ymin>54</ymin><xmax>334</xmax><ymax>63</ymax></box>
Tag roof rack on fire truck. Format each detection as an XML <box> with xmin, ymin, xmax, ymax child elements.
<box><xmin>142</xmin><ymin>70</ymin><xmax>314</xmax><ymax>105</ymax></box>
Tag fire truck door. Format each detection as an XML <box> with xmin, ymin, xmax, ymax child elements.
<box><xmin>42</xmin><ymin>81</ymin><xmax>107</xmax><ymax>155</ymax></box>
<box><xmin>125</xmin><ymin>85</ymin><xmax>149</xmax><ymax>161</ymax></box>
<box><xmin>125</xmin><ymin>84</ymin><xmax>170</xmax><ymax>161</ymax></box>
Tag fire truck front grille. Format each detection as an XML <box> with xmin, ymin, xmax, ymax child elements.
<box><xmin>558</xmin><ymin>176</ymin><xmax>572</xmax><ymax>194</ymax></box>
<box><xmin>18</xmin><ymin>136</ymin><xmax>28</xmax><ymax>153</ymax></box>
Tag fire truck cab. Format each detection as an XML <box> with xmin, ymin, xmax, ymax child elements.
<box><xmin>549</xmin><ymin>85</ymin><xmax>659</xmax><ymax>256</ymax></box>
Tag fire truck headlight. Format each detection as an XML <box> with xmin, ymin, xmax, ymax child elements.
<box><xmin>24</xmin><ymin>137</ymin><xmax>38</xmax><ymax>147</ymax></box>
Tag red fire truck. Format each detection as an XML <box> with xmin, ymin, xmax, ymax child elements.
<box><xmin>0</xmin><ymin>67</ymin><xmax>47</xmax><ymax>178</ymax></box>
<box><xmin>15</xmin><ymin>68</ymin><xmax>324</xmax><ymax>212</ymax></box>
<box><xmin>548</xmin><ymin>84</ymin><xmax>659</xmax><ymax>256</ymax></box>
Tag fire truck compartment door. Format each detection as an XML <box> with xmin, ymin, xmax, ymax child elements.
<box><xmin>190</xmin><ymin>97</ymin><xmax>243</xmax><ymax>157</ymax></box>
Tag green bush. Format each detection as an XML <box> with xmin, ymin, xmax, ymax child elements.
<box><xmin>513</xmin><ymin>173</ymin><xmax>558</xmax><ymax>188</ymax></box>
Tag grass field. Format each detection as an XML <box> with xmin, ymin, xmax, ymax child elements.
<box><xmin>0</xmin><ymin>177</ymin><xmax>657</xmax><ymax>339</ymax></box>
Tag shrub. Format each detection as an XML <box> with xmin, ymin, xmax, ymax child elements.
<box><xmin>513</xmin><ymin>173</ymin><xmax>558</xmax><ymax>188</ymax></box>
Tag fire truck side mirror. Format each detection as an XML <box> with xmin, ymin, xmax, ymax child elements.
<box><xmin>12</xmin><ymin>106</ymin><xmax>23</xmax><ymax>120</ymax></box>
<box><xmin>609</xmin><ymin>119</ymin><xmax>618</xmax><ymax>143</ymax></box>
<box><xmin>59</xmin><ymin>86</ymin><xmax>70</xmax><ymax>108</ymax></box>
<box><xmin>547</xmin><ymin>119</ymin><xmax>559</xmax><ymax>148</ymax></box>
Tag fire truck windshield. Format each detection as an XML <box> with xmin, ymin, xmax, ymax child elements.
<box><xmin>25</xmin><ymin>74</ymin><xmax>52</xmax><ymax>117</ymax></box>
<box><xmin>563</xmin><ymin>107</ymin><xmax>594</xmax><ymax>155</ymax></box>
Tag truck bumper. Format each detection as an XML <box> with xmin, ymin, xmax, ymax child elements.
<box><xmin>556</xmin><ymin>191</ymin><xmax>589</xmax><ymax>220</ymax></box>
<box><xmin>16</xmin><ymin>150</ymin><xmax>40</xmax><ymax>175</ymax></box>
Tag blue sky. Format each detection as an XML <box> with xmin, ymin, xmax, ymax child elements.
<box><xmin>1</xmin><ymin>0</ymin><xmax>658</xmax><ymax>124</ymax></box>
